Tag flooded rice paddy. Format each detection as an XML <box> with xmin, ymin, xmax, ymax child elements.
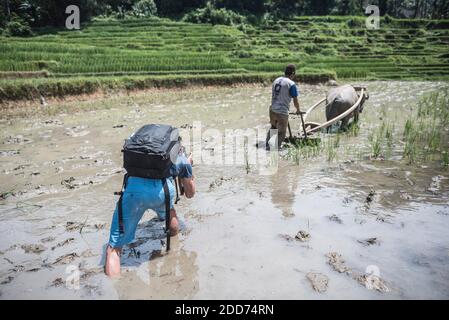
<box><xmin>0</xmin><ymin>81</ymin><xmax>448</xmax><ymax>299</ymax></box>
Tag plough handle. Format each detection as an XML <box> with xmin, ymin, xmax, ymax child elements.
<box><xmin>289</xmin><ymin>113</ymin><xmax>308</xmax><ymax>140</ymax></box>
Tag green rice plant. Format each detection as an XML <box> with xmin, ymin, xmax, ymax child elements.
<box><xmin>401</xmin><ymin>88</ymin><xmax>449</xmax><ymax>165</ymax></box>
<box><xmin>367</xmin><ymin>121</ymin><xmax>392</xmax><ymax>160</ymax></box>
<box><xmin>402</xmin><ymin>117</ymin><xmax>422</xmax><ymax>164</ymax></box>
<box><xmin>324</xmin><ymin>136</ymin><xmax>338</xmax><ymax>162</ymax></box>
<box><xmin>384</xmin><ymin>122</ymin><xmax>395</xmax><ymax>158</ymax></box>
<box><xmin>326</xmin><ymin>144</ymin><xmax>337</xmax><ymax>162</ymax></box>
<box><xmin>403</xmin><ymin>132</ymin><xmax>417</xmax><ymax>164</ymax></box>
<box><xmin>427</xmin><ymin>126</ymin><xmax>441</xmax><ymax>153</ymax></box>
<box><xmin>348</xmin><ymin>122</ymin><xmax>360</xmax><ymax>137</ymax></box>
<box><xmin>442</xmin><ymin>149</ymin><xmax>449</xmax><ymax>170</ymax></box>
<box><xmin>333</xmin><ymin>133</ymin><xmax>341</xmax><ymax>148</ymax></box>
<box><xmin>403</xmin><ymin>119</ymin><xmax>414</xmax><ymax>138</ymax></box>
<box><xmin>286</xmin><ymin>145</ymin><xmax>301</xmax><ymax>165</ymax></box>
<box><xmin>385</xmin><ymin>122</ymin><xmax>394</xmax><ymax>145</ymax></box>
<box><xmin>285</xmin><ymin>137</ymin><xmax>323</xmax><ymax>164</ymax></box>
<box><xmin>368</xmin><ymin>130</ymin><xmax>383</xmax><ymax>159</ymax></box>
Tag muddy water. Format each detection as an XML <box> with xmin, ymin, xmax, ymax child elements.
<box><xmin>0</xmin><ymin>81</ymin><xmax>448</xmax><ymax>299</ymax></box>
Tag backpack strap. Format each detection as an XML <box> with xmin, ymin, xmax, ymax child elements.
<box><xmin>174</xmin><ymin>176</ymin><xmax>180</xmax><ymax>204</ymax></box>
<box><xmin>116</xmin><ymin>174</ymin><xmax>129</xmax><ymax>235</ymax></box>
<box><xmin>162</xmin><ymin>178</ymin><xmax>171</xmax><ymax>252</ymax></box>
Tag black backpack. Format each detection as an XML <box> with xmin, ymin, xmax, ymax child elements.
<box><xmin>123</xmin><ymin>124</ymin><xmax>180</xmax><ymax>179</ymax></box>
<box><xmin>116</xmin><ymin>124</ymin><xmax>181</xmax><ymax>251</ymax></box>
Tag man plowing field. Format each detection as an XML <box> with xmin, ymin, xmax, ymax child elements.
<box><xmin>265</xmin><ymin>64</ymin><xmax>305</xmax><ymax>149</ymax></box>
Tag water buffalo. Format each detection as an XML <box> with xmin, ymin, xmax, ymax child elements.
<box><xmin>325</xmin><ymin>84</ymin><xmax>369</xmax><ymax>131</ymax></box>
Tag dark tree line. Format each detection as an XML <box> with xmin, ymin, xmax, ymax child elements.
<box><xmin>1</xmin><ymin>0</ymin><xmax>448</xmax><ymax>30</ymax></box>
<box><xmin>155</xmin><ymin>0</ymin><xmax>448</xmax><ymax>19</ymax></box>
<box><xmin>1</xmin><ymin>0</ymin><xmax>97</xmax><ymax>26</ymax></box>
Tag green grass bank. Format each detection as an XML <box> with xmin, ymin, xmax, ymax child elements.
<box><xmin>1</xmin><ymin>16</ymin><xmax>448</xmax><ymax>101</ymax></box>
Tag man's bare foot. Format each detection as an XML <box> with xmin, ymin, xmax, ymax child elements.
<box><xmin>169</xmin><ymin>209</ymin><xmax>179</xmax><ymax>236</ymax></box>
<box><xmin>105</xmin><ymin>246</ymin><xmax>122</xmax><ymax>278</ymax></box>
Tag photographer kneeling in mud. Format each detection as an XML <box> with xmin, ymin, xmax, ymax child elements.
<box><xmin>105</xmin><ymin>124</ymin><xmax>195</xmax><ymax>277</ymax></box>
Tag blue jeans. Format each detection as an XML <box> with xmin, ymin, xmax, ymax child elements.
<box><xmin>108</xmin><ymin>177</ymin><xmax>175</xmax><ymax>248</ymax></box>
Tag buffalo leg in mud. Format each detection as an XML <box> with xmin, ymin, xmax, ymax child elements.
<box><xmin>354</xmin><ymin>109</ymin><xmax>360</xmax><ymax>123</ymax></box>
<box><xmin>340</xmin><ymin>116</ymin><xmax>350</xmax><ymax>131</ymax></box>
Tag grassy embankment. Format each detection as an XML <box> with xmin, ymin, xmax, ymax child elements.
<box><xmin>0</xmin><ymin>16</ymin><xmax>448</xmax><ymax>102</ymax></box>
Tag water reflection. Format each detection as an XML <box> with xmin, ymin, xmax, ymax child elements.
<box><xmin>269</xmin><ymin>164</ymin><xmax>301</xmax><ymax>218</ymax></box>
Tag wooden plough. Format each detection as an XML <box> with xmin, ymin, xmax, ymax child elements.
<box><xmin>288</xmin><ymin>87</ymin><xmax>366</xmax><ymax>141</ymax></box>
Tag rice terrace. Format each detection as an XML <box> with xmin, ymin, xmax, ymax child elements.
<box><xmin>0</xmin><ymin>0</ymin><xmax>448</xmax><ymax>303</ymax></box>
<box><xmin>1</xmin><ymin>15</ymin><xmax>449</xmax><ymax>100</ymax></box>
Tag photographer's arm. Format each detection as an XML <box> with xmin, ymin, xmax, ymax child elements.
<box><xmin>181</xmin><ymin>176</ymin><xmax>195</xmax><ymax>198</ymax></box>
<box><xmin>180</xmin><ymin>152</ymin><xmax>195</xmax><ymax>198</ymax></box>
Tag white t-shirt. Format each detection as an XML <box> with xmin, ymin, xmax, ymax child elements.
<box><xmin>270</xmin><ymin>76</ymin><xmax>299</xmax><ymax>115</ymax></box>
